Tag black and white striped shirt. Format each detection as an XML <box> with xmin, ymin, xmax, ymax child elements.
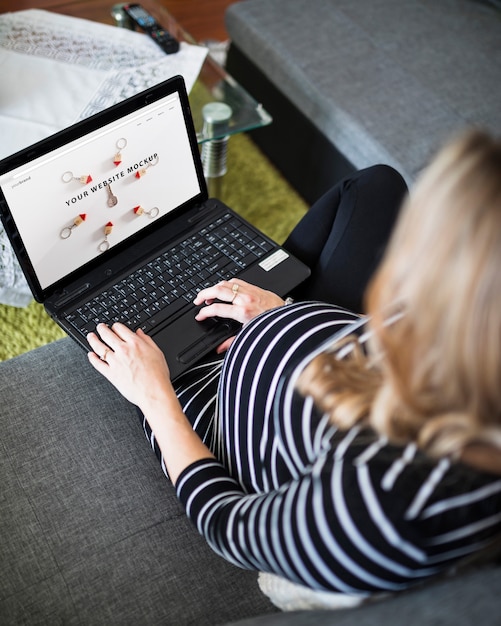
<box><xmin>152</xmin><ymin>302</ymin><xmax>501</xmax><ymax>594</ymax></box>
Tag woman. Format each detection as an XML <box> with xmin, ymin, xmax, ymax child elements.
<box><xmin>87</xmin><ymin>130</ymin><xmax>501</xmax><ymax>597</ymax></box>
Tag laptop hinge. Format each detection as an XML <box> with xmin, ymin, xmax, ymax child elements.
<box><xmin>54</xmin><ymin>282</ymin><xmax>91</xmax><ymax>308</ymax></box>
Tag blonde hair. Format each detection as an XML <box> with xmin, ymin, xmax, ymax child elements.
<box><xmin>297</xmin><ymin>130</ymin><xmax>501</xmax><ymax>459</ymax></box>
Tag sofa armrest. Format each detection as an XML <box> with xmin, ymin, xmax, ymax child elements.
<box><xmin>0</xmin><ymin>338</ymin><xmax>276</xmax><ymax>624</ymax></box>
<box><xmin>225</xmin><ymin>0</ymin><xmax>501</xmax><ymax>202</ymax></box>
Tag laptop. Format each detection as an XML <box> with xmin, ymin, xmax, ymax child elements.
<box><xmin>0</xmin><ymin>75</ymin><xmax>310</xmax><ymax>379</ymax></box>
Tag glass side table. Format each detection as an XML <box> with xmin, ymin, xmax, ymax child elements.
<box><xmin>110</xmin><ymin>1</ymin><xmax>272</xmax><ymax>195</ymax></box>
<box><xmin>4</xmin><ymin>0</ymin><xmax>272</xmax><ymax>193</ymax></box>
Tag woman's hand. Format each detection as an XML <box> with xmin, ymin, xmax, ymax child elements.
<box><xmin>194</xmin><ymin>279</ymin><xmax>284</xmax><ymax>324</ymax></box>
<box><xmin>87</xmin><ymin>322</ymin><xmax>215</xmax><ymax>484</ymax></box>
<box><xmin>194</xmin><ymin>279</ymin><xmax>285</xmax><ymax>352</ymax></box>
<box><xmin>87</xmin><ymin>322</ymin><xmax>174</xmax><ymax>411</ymax></box>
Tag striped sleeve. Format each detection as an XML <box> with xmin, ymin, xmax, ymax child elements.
<box><xmin>176</xmin><ymin>435</ymin><xmax>501</xmax><ymax>594</ymax></box>
<box><xmin>174</xmin><ymin>302</ymin><xmax>501</xmax><ymax>594</ymax></box>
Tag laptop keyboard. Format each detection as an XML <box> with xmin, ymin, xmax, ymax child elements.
<box><xmin>66</xmin><ymin>212</ymin><xmax>274</xmax><ymax>336</ymax></box>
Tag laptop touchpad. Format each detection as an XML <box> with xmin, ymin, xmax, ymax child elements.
<box><xmin>178</xmin><ymin>319</ymin><xmax>241</xmax><ymax>364</ymax></box>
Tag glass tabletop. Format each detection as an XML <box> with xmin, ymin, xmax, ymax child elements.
<box><xmin>110</xmin><ymin>1</ymin><xmax>273</xmax><ymax>143</ymax></box>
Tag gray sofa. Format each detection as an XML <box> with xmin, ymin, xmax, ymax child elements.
<box><xmin>2</xmin><ymin>340</ymin><xmax>501</xmax><ymax>624</ymax></box>
<box><xmin>2</xmin><ymin>338</ymin><xmax>501</xmax><ymax>625</ymax></box>
<box><xmin>0</xmin><ymin>338</ymin><xmax>276</xmax><ymax>625</ymax></box>
<box><xmin>225</xmin><ymin>0</ymin><xmax>501</xmax><ymax>203</ymax></box>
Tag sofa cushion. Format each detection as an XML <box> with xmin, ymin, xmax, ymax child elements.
<box><xmin>0</xmin><ymin>338</ymin><xmax>276</xmax><ymax>624</ymax></box>
<box><xmin>226</xmin><ymin>0</ymin><xmax>501</xmax><ymax>184</ymax></box>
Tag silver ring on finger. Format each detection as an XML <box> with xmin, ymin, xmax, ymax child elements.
<box><xmin>231</xmin><ymin>283</ymin><xmax>239</xmax><ymax>304</ymax></box>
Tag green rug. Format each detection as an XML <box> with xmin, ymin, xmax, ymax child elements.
<box><xmin>0</xmin><ymin>133</ymin><xmax>307</xmax><ymax>361</ymax></box>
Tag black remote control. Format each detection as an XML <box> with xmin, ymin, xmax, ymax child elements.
<box><xmin>122</xmin><ymin>3</ymin><xmax>180</xmax><ymax>54</ymax></box>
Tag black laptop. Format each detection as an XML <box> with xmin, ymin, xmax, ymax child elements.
<box><xmin>0</xmin><ymin>75</ymin><xmax>310</xmax><ymax>379</ymax></box>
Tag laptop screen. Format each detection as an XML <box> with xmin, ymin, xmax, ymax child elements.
<box><xmin>0</xmin><ymin>80</ymin><xmax>203</xmax><ymax>294</ymax></box>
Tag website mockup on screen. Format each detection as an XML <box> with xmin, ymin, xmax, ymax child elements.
<box><xmin>0</xmin><ymin>90</ymin><xmax>201</xmax><ymax>291</ymax></box>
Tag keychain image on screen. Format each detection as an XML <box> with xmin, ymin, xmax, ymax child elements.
<box><xmin>62</xmin><ymin>171</ymin><xmax>93</xmax><ymax>185</ymax></box>
<box><xmin>106</xmin><ymin>184</ymin><xmax>118</xmax><ymax>207</ymax></box>
<box><xmin>133</xmin><ymin>205</ymin><xmax>159</xmax><ymax>218</ymax></box>
<box><xmin>60</xmin><ymin>214</ymin><xmax>87</xmax><ymax>239</ymax></box>
<box><xmin>113</xmin><ymin>138</ymin><xmax>127</xmax><ymax>166</ymax></box>
<box><xmin>98</xmin><ymin>222</ymin><xmax>114</xmax><ymax>252</ymax></box>
<box><xmin>134</xmin><ymin>155</ymin><xmax>159</xmax><ymax>178</ymax></box>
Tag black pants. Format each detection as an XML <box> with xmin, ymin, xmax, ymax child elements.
<box><xmin>284</xmin><ymin>164</ymin><xmax>408</xmax><ymax>313</ymax></box>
